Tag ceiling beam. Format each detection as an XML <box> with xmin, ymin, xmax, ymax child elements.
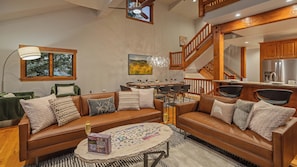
<box><xmin>168</xmin><ymin>0</ymin><xmax>183</xmax><ymax>11</ymax></box>
<box><xmin>219</xmin><ymin>4</ymin><xmax>297</xmax><ymax>33</ymax></box>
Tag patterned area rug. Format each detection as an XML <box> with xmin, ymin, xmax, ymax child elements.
<box><xmin>24</xmin><ymin>126</ymin><xmax>257</xmax><ymax>167</ymax></box>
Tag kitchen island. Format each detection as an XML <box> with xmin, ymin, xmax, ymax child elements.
<box><xmin>213</xmin><ymin>80</ymin><xmax>297</xmax><ymax>116</ymax></box>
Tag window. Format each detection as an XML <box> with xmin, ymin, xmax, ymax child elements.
<box><xmin>126</xmin><ymin>0</ymin><xmax>154</xmax><ymax>24</ymax></box>
<box><xmin>20</xmin><ymin>45</ymin><xmax>77</xmax><ymax>81</ymax></box>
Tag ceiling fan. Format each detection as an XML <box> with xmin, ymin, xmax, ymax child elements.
<box><xmin>109</xmin><ymin>0</ymin><xmax>155</xmax><ymax>19</ymax></box>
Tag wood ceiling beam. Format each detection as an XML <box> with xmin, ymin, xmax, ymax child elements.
<box><xmin>219</xmin><ymin>4</ymin><xmax>297</xmax><ymax>33</ymax></box>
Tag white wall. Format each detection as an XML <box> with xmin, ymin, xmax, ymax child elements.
<box><xmin>246</xmin><ymin>48</ymin><xmax>260</xmax><ymax>82</ymax></box>
<box><xmin>0</xmin><ymin>3</ymin><xmax>196</xmax><ymax>96</ymax></box>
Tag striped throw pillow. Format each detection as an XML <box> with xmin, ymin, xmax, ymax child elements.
<box><xmin>117</xmin><ymin>91</ymin><xmax>140</xmax><ymax>111</ymax></box>
<box><xmin>49</xmin><ymin>96</ymin><xmax>81</xmax><ymax>126</ymax></box>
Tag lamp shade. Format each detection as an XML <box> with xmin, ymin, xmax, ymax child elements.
<box><xmin>18</xmin><ymin>46</ymin><xmax>41</xmax><ymax>60</ymax></box>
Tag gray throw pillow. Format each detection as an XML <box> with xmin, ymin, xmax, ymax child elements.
<box><xmin>232</xmin><ymin>99</ymin><xmax>255</xmax><ymax>130</ymax></box>
<box><xmin>248</xmin><ymin>100</ymin><xmax>295</xmax><ymax>141</ymax></box>
<box><xmin>88</xmin><ymin>97</ymin><xmax>116</xmax><ymax>116</ymax></box>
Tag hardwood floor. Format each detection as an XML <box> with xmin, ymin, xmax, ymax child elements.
<box><xmin>0</xmin><ymin>126</ymin><xmax>28</xmax><ymax>167</ymax></box>
<box><xmin>1</xmin><ymin>124</ymin><xmax>297</xmax><ymax>167</ymax></box>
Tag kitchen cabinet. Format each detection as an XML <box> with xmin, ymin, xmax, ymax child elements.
<box><xmin>260</xmin><ymin>38</ymin><xmax>297</xmax><ymax>59</ymax></box>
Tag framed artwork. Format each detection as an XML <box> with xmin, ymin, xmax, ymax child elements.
<box><xmin>128</xmin><ymin>54</ymin><xmax>152</xmax><ymax>75</ymax></box>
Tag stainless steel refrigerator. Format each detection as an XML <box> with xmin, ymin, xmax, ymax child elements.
<box><xmin>262</xmin><ymin>59</ymin><xmax>297</xmax><ymax>84</ymax></box>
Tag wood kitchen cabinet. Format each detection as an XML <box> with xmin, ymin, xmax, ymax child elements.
<box><xmin>260</xmin><ymin>38</ymin><xmax>297</xmax><ymax>59</ymax></box>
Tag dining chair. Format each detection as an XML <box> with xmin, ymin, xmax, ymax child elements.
<box><xmin>180</xmin><ymin>84</ymin><xmax>190</xmax><ymax>101</ymax></box>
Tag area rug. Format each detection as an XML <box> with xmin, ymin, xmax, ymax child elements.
<box><xmin>24</xmin><ymin>126</ymin><xmax>257</xmax><ymax>167</ymax></box>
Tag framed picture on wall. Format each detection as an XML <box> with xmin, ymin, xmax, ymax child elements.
<box><xmin>128</xmin><ymin>54</ymin><xmax>152</xmax><ymax>75</ymax></box>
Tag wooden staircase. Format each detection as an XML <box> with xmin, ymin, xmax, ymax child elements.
<box><xmin>169</xmin><ymin>23</ymin><xmax>213</xmax><ymax>70</ymax></box>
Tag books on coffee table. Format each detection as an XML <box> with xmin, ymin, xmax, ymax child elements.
<box><xmin>88</xmin><ymin>133</ymin><xmax>111</xmax><ymax>154</ymax></box>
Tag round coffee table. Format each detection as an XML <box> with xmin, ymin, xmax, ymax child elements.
<box><xmin>74</xmin><ymin>122</ymin><xmax>173</xmax><ymax>166</ymax></box>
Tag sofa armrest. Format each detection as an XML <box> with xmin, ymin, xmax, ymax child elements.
<box><xmin>154</xmin><ymin>99</ymin><xmax>164</xmax><ymax>114</ymax></box>
<box><xmin>272</xmin><ymin>117</ymin><xmax>297</xmax><ymax>167</ymax></box>
<box><xmin>175</xmin><ymin>101</ymin><xmax>198</xmax><ymax>116</ymax></box>
<box><xmin>18</xmin><ymin>114</ymin><xmax>31</xmax><ymax>161</ymax></box>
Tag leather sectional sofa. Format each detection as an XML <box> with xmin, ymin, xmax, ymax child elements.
<box><xmin>176</xmin><ymin>94</ymin><xmax>297</xmax><ymax>167</ymax></box>
<box><xmin>19</xmin><ymin>92</ymin><xmax>163</xmax><ymax>163</ymax></box>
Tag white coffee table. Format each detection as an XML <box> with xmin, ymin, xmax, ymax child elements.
<box><xmin>74</xmin><ymin>122</ymin><xmax>173</xmax><ymax>167</ymax></box>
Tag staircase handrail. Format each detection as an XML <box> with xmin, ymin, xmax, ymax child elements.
<box><xmin>182</xmin><ymin>23</ymin><xmax>212</xmax><ymax>60</ymax></box>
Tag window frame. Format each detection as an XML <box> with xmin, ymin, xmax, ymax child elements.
<box><xmin>126</xmin><ymin>0</ymin><xmax>154</xmax><ymax>24</ymax></box>
<box><xmin>20</xmin><ymin>45</ymin><xmax>77</xmax><ymax>81</ymax></box>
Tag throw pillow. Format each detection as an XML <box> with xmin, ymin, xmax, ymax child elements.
<box><xmin>248</xmin><ymin>100</ymin><xmax>295</xmax><ymax>141</ymax></box>
<box><xmin>131</xmin><ymin>88</ymin><xmax>155</xmax><ymax>109</ymax></box>
<box><xmin>49</xmin><ymin>96</ymin><xmax>81</xmax><ymax>126</ymax></box>
<box><xmin>198</xmin><ymin>94</ymin><xmax>236</xmax><ymax>114</ymax></box>
<box><xmin>210</xmin><ymin>99</ymin><xmax>235</xmax><ymax>124</ymax></box>
<box><xmin>20</xmin><ymin>94</ymin><xmax>57</xmax><ymax>134</ymax></box>
<box><xmin>117</xmin><ymin>91</ymin><xmax>140</xmax><ymax>111</ymax></box>
<box><xmin>88</xmin><ymin>97</ymin><xmax>116</xmax><ymax>116</ymax></box>
<box><xmin>233</xmin><ymin>99</ymin><xmax>255</xmax><ymax>130</ymax></box>
<box><xmin>3</xmin><ymin>93</ymin><xmax>16</xmax><ymax>98</ymax></box>
<box><xmin>55</xmin><ymin>83</ymin><xmax>75</xmax><ymax>97</ymax></box>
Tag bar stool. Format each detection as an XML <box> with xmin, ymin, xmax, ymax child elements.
<box><xmin>217</xmin><ymin>85</ymin><xmax>243</xmax><ymax>98</ymax></box>
<box><xmin>254</xmin><ymin>89</ymin><xmax>293</xmax><ymax>105</ymax></box>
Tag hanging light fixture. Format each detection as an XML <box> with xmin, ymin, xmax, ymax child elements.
<box><xmin>147</xmin><ymin>56</ymin><xmax>169</xmax><ymax>68</ymax></box>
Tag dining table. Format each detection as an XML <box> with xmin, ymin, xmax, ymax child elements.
<box><xmin>127</xmin><ymin>81</ymin><xmax>184</xmax><ymax>88</ymax></box>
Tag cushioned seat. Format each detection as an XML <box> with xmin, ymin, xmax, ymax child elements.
<box><xmin>217</xmin><ymin>85</ymin><xmax>243</xmax><ymax>98</ymax></box>
<box><xmin>28</xmin><ymin>109</ymin><xmax>161</xmax><ymax>150</ymax></box>
<box><xmin>178</xmin><ymin>112</ymin><xmax>272</xmax><ymax>159</ymax></box>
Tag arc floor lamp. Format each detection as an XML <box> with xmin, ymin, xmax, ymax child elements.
<box><xmin>1</xmin><ymin>46</ymin><xmax>41</xmax><ymax>92</ymax></box>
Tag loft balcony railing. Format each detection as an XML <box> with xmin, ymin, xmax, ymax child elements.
<box><xmin>199</xmin><ymin>0</ymin><xmax>239</xmax><ymax>17</ymax></box>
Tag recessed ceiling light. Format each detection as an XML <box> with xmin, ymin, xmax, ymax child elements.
<box><xmin>286</xmin><ymin>0</ymin><xmax>293</xmax><ymax>2</ymax></box>
<box><xmin>235</xmin><ymin>13</ymin><xmax>241</xmax><ymax>17</ymax></box>
<box><xmin>245</xmin><ymin>41</ymin><xmax>249</xmax><ymax>44</ymax></box>
<box><xmin>193</xmin><ymin>0</ymin><xmax>197</xmax><ymax>2</ymax></box>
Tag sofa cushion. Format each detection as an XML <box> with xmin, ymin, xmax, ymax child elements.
<box><xmin>118</xmin><ymin>91</ymin><xmax>140</xmax><ymax>111</ymax></box>
<box><xmin>248</xmin><ymin>100</ymin><xmax>295</xmax><ymax>141</ymax></box>
<box><xmin>131</xmin><ymin>88</ymin><xmax>155</xmax><ymax>109</ymax></box>
<box><xmin>210</xmin><ymin>99</ymin><xmax>235</xmax><ymax>124</ymax></box>
<box><xmin>178</xmin><ymin>111</ymin><xmax>272</xmax><ymax>160</ymax></box>
<box><xmin>20</xmin><ymin>94</ymin><xmax>57</xmax><ymax>134</ymax></box>
<box><xmin>88</xmin><ymin>97</ymin><xmax>116</xmax><ymax>116</ymax></box>
<box><xmin>198</xmin><ymin>94</ymin><xmax>237</xmax><ymax>114</ymax></box>
<box><xmin>233</xmin><ymin>99</ymin><xmax>255</xmax><ymax>130</ymax></box>
<box><xmin>49</xmin><ymin>96</ymin><xmax>81</xmax><ymax>126</ymax></box>
<box><xmin>27</xmin><ymin>108</ymin><xmax>162</xmax><ymax>151</ymax></box>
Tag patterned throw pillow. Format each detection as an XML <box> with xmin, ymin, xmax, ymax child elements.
<box><xmin>117</xmin><ymin>91</ymin><xmax>140</xmax><ymax>111</ymax></box>
<box><xmin>49</xmin><ymin>96</ymin><xmax>81</xmax><ymax>126</ymax></box>
<box><xmin>248</xmin><ymin>100</ymin><xmax>295</xmax><ymax>141</ymax></box>
<box><xmin>232</xmin><ymin>99</ymin><xmax>255</xmax><ymax>130</ymax></box>
<box><xmin>20</xmin><ymin>94</ymin><xmax>57</xmax><ymax>134</ymax></box>
<box><xmin>88</xmin><ymin>97</ymin><xmax>116</xmax><ymax>116</ymax></box>
<box><xmin>210</xmin><ymin>99</ymin><xmax>235</xmax><ymax>124</ymax></box>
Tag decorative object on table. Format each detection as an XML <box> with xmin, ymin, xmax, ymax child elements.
<box><xmin>128</xmin><ymin>54</ymin><xmax>152</xmax><ymax>75</ymax></box>
<box><xmin>147</xmin><ymin>56</ymin><xmax>169</xmax><ymax>67</ymax></box>
<box><xmin>88</xmin><ymin>133</ymin><xmax>111</xmax><ymax>154</ymax></box>
<box><xmin>85</xmin><ymin>120</ymin><xmax>91</xmax><ymax>135</ymax></box>
<box><xmin>1</xmin><ymin>46</ymin><xmax>41</xmax><ymax>92</ymax></box>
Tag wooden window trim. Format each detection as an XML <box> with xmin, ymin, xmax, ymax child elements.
<box><xmin>19</xmin><ymin>45</ymin><xmax>77</xmax><ymax>81</ymax></box>
<box><xmin>126</xmin><ymin>0</ymin><xmax>154</xmax><ymax>24</ymax></box>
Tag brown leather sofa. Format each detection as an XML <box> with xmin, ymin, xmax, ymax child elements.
<box><xmin>19</xmin><ymin>92</ymin><xmax>163</xmax><ymax>162</ymax></box>
<box><xmin>175</xmin><ymin>94</ymin><xmax>297</xmax><ymax>167</ymax></box>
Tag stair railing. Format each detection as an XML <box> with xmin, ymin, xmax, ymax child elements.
<box><xmin>183</xmin><ymin>23</ymin><xmax>212</xmax><ymax>61</ymax></box>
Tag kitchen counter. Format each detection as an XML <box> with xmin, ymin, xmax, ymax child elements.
<box><xmin>213</xmin><ymin>80</ymin><xmax>297</xmax><ymax>116</ymax></box>
<box><xmin>213</xmin><ymin>80</ymin><xmax>297</xmax><ymax>88</ymax></box>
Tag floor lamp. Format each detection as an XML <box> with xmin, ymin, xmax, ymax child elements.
<box><xmin>1</xmin><ymin>46</ymin><xmax>41</xmax><ymax>93</ymax></box>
